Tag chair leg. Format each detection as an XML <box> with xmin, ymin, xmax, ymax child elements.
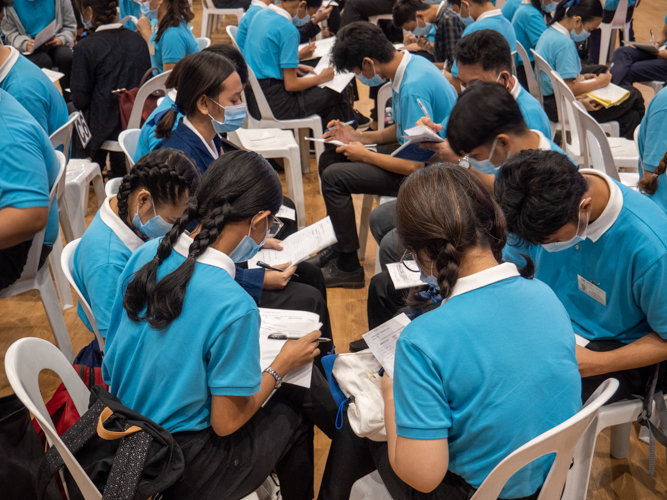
<box><xmin>285</xmin><ymin>144</ymin><xmax>306</xmax><ymax>230</ymax></box>
<box><xmin>201</xmin><ymin>11</ymin><xmax>210</xmax><ymax>37</ymax></box>
<box><xmin>598</xmin><ymin>24</ymin><xmax>613</xmax><ymax>65</ymax></box>
<box><xmin>297</xmin><ymin>129</ymin><xmax>311</xmax><ymax>174</ymax></box>
<box><xmin>609</xmin><ymin>422</ymin><xmax>632</xmax><ymax>459</ymax></box>
<box><xmin>562</xmin><ymin>420</ymin><xmax>600</xmax><ymax>500</ymax></box>
<box><xmin>357</xmin><ymin>195</ymin><xmax>375</xmax><ymax>261</ymax></box>
<box><xmin>91</xmin><ymin>172</ymin><xmax>105</xmax><ymax>208</ymax></box>
<box><xmin>49</xmin><ymin>233</ymin><xmax>74</xmax><ymax>310</ymax></box>
<box><xmin>36</xmin><ymin>265</ymin><xmax>75</xmax><ymax>362</ymax></box>
<box><xmin>58</xmin><ymin>198</ymin><xmax>77</xmax><ymax>243</ymax></box>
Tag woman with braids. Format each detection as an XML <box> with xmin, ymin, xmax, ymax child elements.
<box><xmin>73</xmin><ymin>149</ymin><xmax>200</xmax><ymax>342</ymax></box>
<box><xmin>319</xmin><ymin>164</ymin><xmax>581</xmax><ymax>500</ymax></box>
<box><xmin>103</xmin><ymin>150</ymin><xmax>338</xmax><ymax>500</ymax></box>
<box><xmin>71</xmin><ymin>0</ymin><xmax>151</xmax><ymax>178</ymax></box>
<box><xmin>639</xmin><ymin>152</ymin><xmax>667</xmax><ymax>216</ymax></box>
<box><xmin>136</xmin><ymin>0</ymin><xmax>199</xmax><ymax>73</ymax></box>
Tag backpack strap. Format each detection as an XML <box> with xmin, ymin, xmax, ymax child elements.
<box><xmin>102</xmin><ymin>422</ymin><xmax>153</xmax><ymax>500</ymax></box>
<box><xmin>637</xmin><ymin>363</ymin><xmax>667</xmax><ymax>475</ymax></box>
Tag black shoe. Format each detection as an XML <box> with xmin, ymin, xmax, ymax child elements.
<box><xmin>323</xmin><ymin>260</ymin><xmax>365</xmax><ymax>289</ymax></box>
<box><xmin>349</xmin><ymin>338</ymin><xmax>368</xmax><ymax>352</ymax></box>
<box><xmin>304</xmin><ymin>246</ymin><xmax>337</xmax><ymax>268</ymax></box>
<box><xmin>354</xmin><ymin>110</ymin><xmax>371</xmax><ymax>131</ymax></box>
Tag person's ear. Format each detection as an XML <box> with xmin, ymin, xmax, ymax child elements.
<box><xmin>581</xmin><ymin>196</ymin><xmax>593</xmax><ymax>215</ymax></box>
<box><xmin>415</xmin><ymin>12</ymin><xmax>424</xmax><ymax>25</ymax></box>
<box><xmin>298</xmin><ymin>0</ymin><xmax>307</xmax><ymax>12</ymax></box>
<box><xmin>85</xmin><ymin>6</ymin><xmax>93</xmax><ymax>22</ymax></box>
<box><xmin>196</xmin><ymin>95</ymin><xmax>210</xmax><ymax>116</ymax></box>
<box><xmin>499</xmin><ymin>70</ymin><xmax>511</xmax><ymax>87</ymax></box>
<box><xmin>573</xmin><ymin>15</ymin><xmax>583</xmax><ymax>29</ymax></box>
<box><xmin>135</xmin><ymin>189</ymin><xmax>153</xmax><ymax>213</ymax></box>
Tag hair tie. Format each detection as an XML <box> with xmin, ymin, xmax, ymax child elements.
<box><xmin>170</xmin><ymin>103</ymin><xmax>181</xmax><ymax>114</ymax></box>
<box><xmin>653</xmin><ymin>173</ymin><xmax>660</xmax><ymax>178</ymax></box>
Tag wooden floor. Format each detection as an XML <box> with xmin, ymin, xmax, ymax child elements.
<box><xmin>2</xmin><ymin>1</ymin><xmax>666</xmax><ymax>498</ymax></box>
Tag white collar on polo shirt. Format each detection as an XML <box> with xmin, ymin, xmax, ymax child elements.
<box><xmin>100</xmin><ymin>196</ymin><xmax>146</xmax><ymax>252</ymax></box>
<box><xmin>508</xmin><ymin>75</ymin><xmax>522</xmax><ymax>100</ymax></box>
<box><xmin>552</xmin><ymin>22</ymin><xmax>570</xmax><ymax>38</ymax></box>
<box><xmin>251</xmin><ymin>0</ymin><xmax>269</xmax><ymax>7</ymax></box>
<box><xmin>581</xmin><ymin>170</ymin><xmax>623</xmax><ymax>243</ymax></box>
<box><xmin>268</xmin><ymin>3</ymin><xmax>293</xmax><ymax>22</ymax></box>
<box><xmin>0</xmin><ymin>46</ymin><xmax>19</xmax><ymax>84</ymax></box>
<box><xmin>476</xmin><ymin>9</ymin><xmax>502</xmax><ymax>21</ymax></box>
<box><xmin>391</xmin><ymin>51</ymin><xmax>411</xmax><ymax>93</ymax></box>
<box><xmin>173</xmin><ymin>232</ymin><xmax>237</xmax><ymax>278</ymax></box>
<box><xmin>96</xmin><ymin>23</ymin><xmax>123</xmax><ymax>32</ymax></box>
<box><xmin>446</xmin><ymin>262</ymin><xmax>521</xmax><ymax>301</ymax></box>
<box><xmin>533</xmin><ymin>129</ymin><xmax>552</xmax><ymax>150</ymax></box>
<box><xmin>436</xmin><ymin>1</ymin><xmax>448</xmax><ymax>16</ymax></box>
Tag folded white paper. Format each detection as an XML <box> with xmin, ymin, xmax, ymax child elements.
<box><xmin>362</xmin><ymin>313</ymin><xmax>411</xmax><ymax>378</ymax></box>
<box><xmin>386</xmin><ymin>262</ymin><xmax>425</xmax><ymax>289</ymax></box>
<box><xmin>574</xmin><ymin>333</ymin><xmax>590</xmax><ymax>347</ymax></box>
<box><xmin>276</xmin><ymin>205</ymin><xmax>296</xmax><ymax>221</ymax></box>
<box><xmin>41</xmin><ymin>68</ymin><xmax>64</xmax><ymax>83</ymax></box>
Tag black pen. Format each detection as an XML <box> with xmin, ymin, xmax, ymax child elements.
<box><xmin>268</xmin><ymin>334</ymin><xmax>331</xmax><ymax>342</ymax></box>
<box><xmin>257</xmin><ymin>261</ymin><xmax>299</xmax><ymax>277</ymax></box>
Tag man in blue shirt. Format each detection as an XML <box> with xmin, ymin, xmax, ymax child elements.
<box><xmin>305</xmin><ymin>22</ymin><xmax>457</xmax><ymax>288</ymax></box>
<box><xmin>496</xmin><ymin>149</ymin><xmax>667</xmax><ymax>403</ymax></box>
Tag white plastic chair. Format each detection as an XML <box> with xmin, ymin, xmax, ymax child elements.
<box><xmin>551</xmin><ymin>73</ymin><xmax>585</xmax><ymax>164</ymax></box>
<box><xmin>634</xmin><ymin>123</ymin><xmax>643</xmax><ymax>174</ymax></box>
<box><xmin>61</xmin><ymin>239</ymin><xmax>105</xmax><ymax>353</ymax></box>
<box><xmin>350</xmin><ymin>379</ymin><xmax>619</xmax><ymax>500</ymax></box>
<box><xmin>529</xmin><ymin>50</ymin><xmax>560</xmax><ymax>139</ymax></box>
<box><xmin>515</xmin><ymin>41</ymin><xmax>541</xmax><ymax>102</ymax></box>
<box><xmin>105</xmin><ymin>177</ymin><xmax>123</xmax><ymax>198</ymax></box>
<box><xmin>0</xmin><ymin>152</ymin><xmax>75</xmax><ymax>362</ymax></box>
<box><xmin>197</xmin><ymin>36</ymin><xmax>211</xmax><ymax>50</ymax></box>
<box><xmin>245</xmin><ymin>66</ymin><xmax>324</xmax><ymax>175</ymax></box>
<box><xmin>200</xmin><ymin>0</ymin><xmax>243</xmax><ymax>37</ymax></box>
<box><xmin>5</xmin><ymin>337</ymin><xmax>99</xmax><ymax>499</ymax></box>
<box><xmin>118</xmin><ymin>129</ymin><xmax>141</xmax><ymax>169</ymax></box>
<box><xmin>368</xmin><ymin>13</ymin><xmax>392</xmax><ymax>25</ymax></box>
<box><xmin>50</xmin><ymin>113</ymin><xmax>80</xmax><ymax>243</ymax></box>
<box><xmin>227</xmin><ymin>128</ymin><xmax>307</xmax><ymax>229</ymax></box>
<box><xmin>573</xmin><ymin>101</ymin><xmax>639</xmax><ymax>189</ymax></box>
<box><xmin>598</xmin><ymin>0</ymin><xmax>631</xmax><ymax>65</ymax></box>
<box><xmin>227</xmin><ymin>24</ymin><xmax>240</xmax><ymax>51</ymax></box>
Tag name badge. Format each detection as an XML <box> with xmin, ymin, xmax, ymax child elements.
<box><xmin>577</xmin><ymin>275</ymin><xmax>606</xmax><ymax>306</ymax></box>
<box><xmin>149</xmin><ymin>43</ymin><xmax>155</xmax><ymax>56</ymax></box>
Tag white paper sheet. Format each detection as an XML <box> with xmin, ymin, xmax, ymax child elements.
<box><xmin>306</xmin><ymin>137</ymin><xmax>377</xmax><ymax>148</ymax></box>
<box><xmin>587</xmin><ymin>83</ymin><xmax>630</xmax><ymax>104</ymax></box>
<box><xmin>24</xmin><ymin>20</ymin><xmax>56</xmax><ymax>55</ymax></box>
<box><xmin>298</xmin><ymin>36</ymin><xmax>336</xmax><ymax>60</ymax></box>
<box><xmin>259</xmin><ymin>308</ymin><xmax>322</xmax><ymax>387</ymax></box>
<box><xmin>41</xmin><ymin>68</ymin><xmax>64</xmax><ymax>83</ymax></box>
<box><xmin>386</xmin><ymin>262</ymin><xmax>425</xmax><ymax>289</ymax></box>
<box><xmin>362</xmin><ymin>313</ymin><xmax>411</xmax><ymax>378</ymax></box>
<box><xmin>249</xmin><ymin>216</ymin><xmax>337</xmax><ymax>268</ymax></box>
<box><xmin>276</xmin><ymin>205</ymin><xmax>296</xmax><ymax>221</ymax></box>
<box><xmin>574</xmin><ymin>333</ymin><xmax>590</xmax><ymax>347</ymax></box>
<box><xmin>303</xmin><ymin>53</ymin><xmax>356</xmax><ymax>94</ymax></box>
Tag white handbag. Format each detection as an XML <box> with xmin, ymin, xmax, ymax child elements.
<box><xmin>331</xmin><ymin>350</ymin><xmax>387</xmax><ymax>442</ymax></box>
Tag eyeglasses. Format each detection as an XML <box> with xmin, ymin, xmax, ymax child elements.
<box><xmin>400</xmin><ymin>249</ymin><xmax>420</xmax><ymax>273</ymax></box>
<box><xmin>267</xmin><ymin>217</ymin><xmax>284</xmax><ymax>238</ymax></box>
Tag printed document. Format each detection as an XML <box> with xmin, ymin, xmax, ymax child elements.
<box><xmin>362</xmin><ymin>313</ymin><xmax>411</xmax><ymax>378</ymax></box>
<box><xmin>386</xmin><ymin>262</ymin><xmax>425</xmax><ymax>289</ymax></box>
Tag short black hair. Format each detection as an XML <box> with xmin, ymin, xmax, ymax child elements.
<box><xmin>204</xmin><ymin>44</ymin><xmax>248</xmax><ymax>85</ymax></box>
<box><xmin>456</xmin><ymin>30</ymin><xmax>512</xmax><ymax>74</ymax></box>
<box><xmin>306</xmin><ymin>0</ymin><xmax>323</xmax><ymax>8</ymax></box>
<box><xmin>392</xmin><ymin>0</ymin><xmax>431</xmax><ymax>28</ymax></box>
<box><xmin>0</xmin><ymin>0</ymin><xmax>14</xmax><ymax>8</ymax></box>
<box><xmin>331</xmin><ymin>21</ymin><xmax>395</xmax><ymax>72</ymax></box>
<box><xmin>447</xmin><ymin>82</ymin><xmax>529</xmax><ymax>156</ymax></box>
<box><xmin>494</xmin><ymin>150</ymin><xmax>588</xmax><ymax>245</ymax></box>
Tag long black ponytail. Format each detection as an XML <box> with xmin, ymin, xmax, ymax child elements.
<box><xmin>548</xmin><ymin>0</ymin><xmax>603</xmax><ymax>26</ymax></box>
<box><xmin>123</xmin><ymin>150</ymin><xmax>283</xmax><ymax>329</ymax></box>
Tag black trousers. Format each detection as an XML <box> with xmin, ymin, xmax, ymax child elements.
<box><xmin>0</xmin><ymin>241</ymin><xmax>52</xmax><ymax>291</ymax></box>
<box><xmin>586</xmin><ymin>5</ymin><xmax>635</xmax><ymax>65</ymax></box>
<box><xmin>318</xmin><ymin>146</ymin><xmax>404</xmax><ymax>254</ymax></box>
<box><xmin>340</xmin><ymin>0</ymin><xmax>395</xmax><ymax>27</ymax></box>
<box><xmin>258</xmin><ymin>78</ymin><xmax>355</xmax><ymax>132</ymax></box>
<box><xmin>164</xmin><ymin>369</ymin><xmax>337</xmax><ymax>500</ymax></box>
<box><xmin>26</xmin><ymin>45</ymin><xmax>73</xmax><ymax>99</ymax></box>
<box><xmin>367</xmin><ymin>270</ymin><xmax>408</xmax><ymax>330</ymax></box>
<box><xmin>610</xmin><ymin>46</ymin><xmax>667</xmax><ymax>86</ymax></box>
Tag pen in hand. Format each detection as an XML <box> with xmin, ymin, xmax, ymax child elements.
<box><xmin>268</xmin><ymin>334</ymin><xmax>331</xmax><ymax>342</ymax></box>
<box><xmin>325</xmin><ymin>119</ymin><xmax>355</xmax><ymax>132</ymax></box>
<box><xmin>257</xmin><ymin>261</ymin><xmax>300</xmax><ymax>277</ymax></box>
<box><xmin>417</xmin><ymin>98</ymin><xmax>430</xmax><ymax>119</ymax></box>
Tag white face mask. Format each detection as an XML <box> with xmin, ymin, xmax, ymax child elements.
<box><xmin>541</xmin><ymin>200</ymin><xmax>589</xmax><ymax>253</ymax></box>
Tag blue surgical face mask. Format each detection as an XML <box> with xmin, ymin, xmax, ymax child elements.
<box><xmin>140</xmin><ymin>1</ymin><xmax>158</xmax><ymax>20</ymax></box>
<box><xmin>356</xmin><ymin>60</ymin><xmax>386</xmax><ymax>87</ymax></box>
<box><xmin>458</xmin><ymin>2</ymin><xmax>474</xmax><ymax>27</ymax></box>
<box><xmin>418</xmin><ymin>261</ymin><xmax>440</xmax><ymax>289</ymax></box>
<box><xmin>570</xmin><ymin>27</ymin><xmax>590</xmax><ymax>42</ymax></box>
<box><xmin>132</xmin><ymin>199</ymin><xmax>173</xmax><ymax>239</ymax></box>
<box><xmin>542</xmin><ymin>0</ymin><xmax>558</xmax><ymax>12</ymax></box>
<box><xmin>82</xmin><ymin>17</ymin><xmax>92</xmax><ymax>29</ymax></box>
<box><xmin>209</xmin><ymin>99</ymin><xmax>247</xmax><ymax>134</ymax></box>
<box><xmin>411</xmin><ymin>20</ymin><xmax>432</xmax><ymax>37</ymax></box>
<box><xmin>293</xmin><ymin>13</ymin><xmax>310</xmax><ymax>26</ymax></box>
<box><xmin>467</xmin><ymin>137</ymin><xmax>506</xmax><ymax>175</ymax></box>
<box><xmin>229</xmin><ymin>215</ymin><xmax>269</xmax><ymax>263</ymax></box>
<box><xmin>541</xmin><ymin>200</ymin><xmax>589</xmax><ymax>253</ymax></box>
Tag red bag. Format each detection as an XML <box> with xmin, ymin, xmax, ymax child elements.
<box><xmin>113</xmin><ymin>67</ymin><xmax>165</xmax><ymax>129</ymax></box>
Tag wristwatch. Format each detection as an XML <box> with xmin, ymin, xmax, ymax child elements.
<box><xmin>263</xmin><ymin>367</ymin><xmax>283</xmax><ymax>389</ymax></box>
<box><xmin>458</xmin><ymin>156</ymin><xmax>471</xmax><ymax>169</ymax></box>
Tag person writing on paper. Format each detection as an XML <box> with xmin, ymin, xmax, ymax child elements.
<box><xmin>322</xmin><ymin>164</ymin><xmax>581</xmax><ymax>499</ymax></box>
<box><xmin>638</xmin><ymin>152</ymin><xmax>667</xmax><ymax>217</ymax></box>
<box><xmin>534</xmin><ymin>0</ymin><xmax>644</xmax><ymax>140</ymax></box>
<box><xmin>1</xmin><ymin>0</ymin><xmax>76</xmax><ymax>100</ymax></box>
<box><xmin>305</xmin><ymin>22</ymin><xmax>457</xmax><ymax>288</ymax></box>
<box><xmin>135</xmin><ymin>0</ymin><xmax>199</xmax><ymax>73</ymax></box>
<box><xmin>104</xmin><ymin>151</ymin><xmax>338</xmax><ymax>500</ymax></box>
<box><xmin>609</xmin><ymin>12</ymin><xmax>667</xmax><ymax>87</ymax></box>
<box><xmin>242</xmin><ymin>0</ymin><xmax>354</xmax><ymax>128</ymax></box>
<box><xmin>496</xmin><ymin>149</ymin><xmax>667</xmax><ymax>403</ymax></box>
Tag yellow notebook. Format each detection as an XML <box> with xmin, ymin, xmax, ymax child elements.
<box><xmin>587</xmin><ymin>83</ymin><xmax>630</xmax><ymax>109</ymax></box>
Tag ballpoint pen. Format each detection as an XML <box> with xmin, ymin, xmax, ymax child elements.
<box><xmin>256</xmin><ymin>261</ymin><xmax>299</xmax><ymax>277</ymax></box>
<box><xmin>268</xmin><ymin>334</ymin><xmax>331</xmax><ymax>342</ymax></box>
<box><xmin>325</xmin><ymin>119</ymin><xmax>355</xmax><ymax>132</ymax></box>
<box><xmin>417</xmin><ymin>98</ymin><xmax>430</xmax><ymax>119</ymax></box>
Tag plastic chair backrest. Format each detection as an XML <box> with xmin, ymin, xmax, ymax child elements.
<box><xmin>5</xmin><ymin>337</ymin><xmax>101</xmax><ymax>499</ymax></box>
<box><xmin>530</xmin><ymin>49</ymin><xmax>554</xmax><ymax>102</ymax></box>
<box><xmin>105</xmin><ymin>177</ymin><xmax>123</xmax><ymax>197</ymax></box>
<box><xmin>471</xmin><ymin>378</ymin><xmax>619</xmax><ymax>500</ymax></box>
<box><xmin>227</xmin><ymin>25</ymin><xmax>239</xmax><ymax>50</ymax></box>
<box><xmin>126</xmin><ymin>70</ymin><xmax>172</xmax><ymax>130</ymax></box>
<box><xmin>610</xmin><ymin>0</ymin><xmax>629</xmax><ymax>26</ymax></box>
<box><xmin>551</xmin><ymin>72</ymin><xmax>582</xmax><ymax>159</ymax></box>
<box><xmin>50</xmin><ymin>112</ymin><xmax>79</xmax><ymax>162</ymax></box>
<box><xmin>633</xmin><ymin>123</ymin><xmax>643</xmax><ymax>173</ymax></box>
<box><xmin>515</xmin><ymin>41</ymin><xmax>541</xmax><ymax>101</ymax></box>
<box><xmin>572</xmin><ymin>101</ymin><xmax>622</xmax><ymax>181</ymax></box>
<box><xmin>246</xmin><ymin>66</ymin><xmax>278</xmax><ymax>121</ymax></box>
<box><xmin>118</xmin><ymin>129</ymin><xmax>141</xmax><ymax>168</ymax></box>
<box><xmin>376</xmin><ymin>82</ymin><xmax>392</xmax><ymax>131</ymax></box>
<box><xmin>196</xmin><ymin>37</ymin><xmax>211</xmax><ymax>50</ymax></box>
<box><xmin>61</xmin><ymin>239</ymin><xmax>105</xmax><ymax>352</ymax></box>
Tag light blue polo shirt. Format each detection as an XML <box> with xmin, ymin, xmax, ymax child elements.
<box><xmin>535</xmin><ymin>24</ymin><xmax>581</xmax><ymax>96</ymax></box>
<box><xmin>645</xmin><ymin>175</ymin><xmax>667</xmax><ymax>216</ymax></box>
<box><xmin>637</xmin><ymin>86</ymin><xmax>667</xmax><ymax>175</ymax></box>
<box><xmin>512</xmin><ymin>3</ymin><xmax>547</xmax><ymax>63</ymax></box>
<box><xmin>0</xmin><ymin>48</ymin><xmax>68</xmax><ymax>136</ymax></box>
<box><xmin>119</xmin><ymin>0</ymin><xmax>142</xmax><ymax>30</ymax></box>
<box><xmin>12</xmin><ymin>0</ymin><xmax>55</xmax><ymax>38</ymax></box>
<box><xmin>603</xmin><ymin>0</ymin><xmax>635</xmax><ymax>10</ymax></box>
<box><xmin>149</xmin><ymin>22</ymin><xmax>200</xmax><ymax>73</ymax></box>
<box><xmin>451</xmin><ymin>11</ymin><xmax>517</xmax><ymax>77</ymax></box>
<box><xmin>514</xmin><ymin>81</ymin><xmax>551</xmax><ymax>137</ymax></box>
<box><xmin>103</xmin><ymin>233</ymin><xmax>262</xmax><ymax>433</ymax></box>
<box><xmin>134</xmin><ymin>92</ymin><xmax>182</xmax><ymax>162</ymax></box>
<box><xmin>236</xmin><ymin>4</ymin><xmax>265</xmax><ymax>52</ymax></box>
<box><xmin>393</xmin><ymin>52</ymin><xmax>457</xmax><ymax>144</ymax></box>
<box><xmin>73</xmin><ymin>196</ymin><xmax>145</xmax><ymax>339</ymax></box>
<box><xmin>501</xmin><ymin>0</ymin><xmax>521</xmax><ymax>21</ymax></box>
<box><xmin>394</xmin><ymin>263</ymin><xmax>581</xmax><ymax>498</ymax></box>
<box><xmin>243</xmin><ymin>6</ymin><xmax>300</xmax><ymax>80</ymax></box>
<box><xmin>426</xmin><ymin>23</ymin><xmax>436</xmax><ymax>44</ymax></box>
<box><xmin>503</xmin><ymin>171</ymin><xmax>667</xmax><ymax>344</ymax></box>
<box><xmin>0</xmin><ymin>89</ymin><xmax>60</xmax><ymax>248</ymax></box>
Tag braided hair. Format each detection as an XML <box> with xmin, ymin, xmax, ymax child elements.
<box><xmin>123</xmin><ymin>150</ymin><xmax>283</xmax><ymax>329</ymax></box>
<box><xmin>638</xmin><ymin>151</ymin><xmax>667</xmax><ymax>196</ymax></box>
<box><xmin>74</xmin><ymin>0</ymin><xmax>118</xmax><ymax>29</ymax></box>
<box><xmin>395</xmin><ymin>164</ymin><xmax>532</xmax><ymax>305</ymax></box>
<box><xmin>548</xmin><ymin>0</ymin><xmax>602</xmax><ymax>26</ymax></box>
<box><xmin>115</xmin><ymin>148</ymin><xmax>201</xmax><ymax>235</ymax></box>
